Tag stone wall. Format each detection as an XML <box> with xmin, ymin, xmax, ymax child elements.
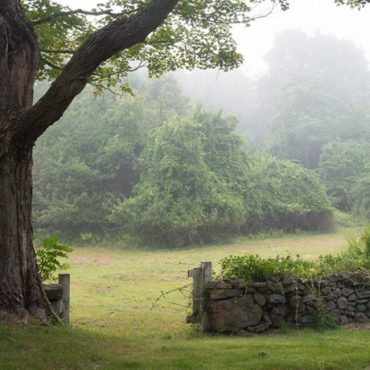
<box><xmin>203</xmin><ymin>272</ymin><xmax>370</xmax><ymax>334</ymax></box>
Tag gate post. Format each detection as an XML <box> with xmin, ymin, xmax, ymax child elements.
<box><xmin>186</xmin><ymin>261</ymin><xmax>212</xmax><ymax>332</ymax></box>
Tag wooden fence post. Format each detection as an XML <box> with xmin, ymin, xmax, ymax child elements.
<box><xmin>186</xmin><ymin>267</ymin><xmax>202</xmax><ymax>323</ymax></box>
<box><xmin>187</xmin><ymin>261</ymin><xmax>212</xmax><ymax>332</ymax></box>
<box><xmin>58</xmin><ymin>273</ymin><xmax>70</xmax><ymax>326</ymax></box>
<box><xmin>200</xmin><ymin>261</ymin><xmax>212</xmax><ymax>332</ymax></box>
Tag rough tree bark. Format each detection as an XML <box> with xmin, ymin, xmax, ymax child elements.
<box><xmin>0</xmin><ymin>0</ymin><xmax>180</xmax><ymax>322</ymax></box>
<box><xmin>0</xmin><ymin>0</ymin><xmax>45</xmax><ymax>322</ymax></box>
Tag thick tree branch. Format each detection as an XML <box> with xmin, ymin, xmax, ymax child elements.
<box><xmin>16</xmin><ymin>0</ymin><xmax>180</xmax><ymax>146</ymax></box>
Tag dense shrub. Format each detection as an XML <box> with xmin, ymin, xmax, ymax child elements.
<box><xmin>244</xmin><ymin>155</ymin><xmax>334</xmax><ymax>233</ymax></box>
<box><xmin>319</xmin><ymin>140</ymin><xmax>370</xmax><ymax>212</ymax></box>
<box><xmin>220</xmin><ymin>254</ymin><xmax>313</xmax><ymax>282</ymax></box>
<box><xmin>219</xmin><ymin>228</ymin><xmax>370</xmax><ymax>282</ymax></box>
<box><xmin>110</xmin><ymin>112</ymin><xmax>246</xmax><ymax>246</ymax></box>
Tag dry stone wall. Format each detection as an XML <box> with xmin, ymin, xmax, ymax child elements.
<box><xmin>204</xmin><ymin>272</ymin><xmax>370</xmax><ymax>333</ymax></box>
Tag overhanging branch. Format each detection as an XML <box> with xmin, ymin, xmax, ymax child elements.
<box><xmin>16</xmin><ymin>0</ymin><xmax>180</xmax><ymax>146</ymax></box>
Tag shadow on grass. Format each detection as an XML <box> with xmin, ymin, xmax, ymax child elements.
<box><xmin>1</xmin><ymin>323</ymin><xmax>370</xmax><ymax>370</ymax></box>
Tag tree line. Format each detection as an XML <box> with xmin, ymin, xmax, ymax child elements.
<box><xmin>33</xmin><ymin>74</ymin><xmax>333</xmax><ymax>246</ymax></box>
<box><xmin>34</xmin><ymin>29</ymin><xmax>370</xmax><ymax>245</ymax></box>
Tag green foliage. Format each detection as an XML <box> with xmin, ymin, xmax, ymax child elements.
<box><xmin>335</xmin><ymin>0</ymin><xmax>370</xmax><ymax>8</ymax></box>
<box><xmin>219</xmin><ymin>228</ymin><xmax>370</xmax><ymax>282</ymax></box>
<box><xmin>333</xmin><ymin>209</ymin><xmax>359</xmax><ymax>228</ymax></box>
<box><xmin>80</xmin><ymin>233</ymin><xmax>103</xmax><ymax>244</ymax></box>
<box><xmin>319</xmin><ymin>140</ymin><xmax>370</xmax><ymax>222</ymax></box>
<box><xmin>219</xmin><ymin>254</ymin><xmax>313</xmax><ymax>281</ymax></box>
<box><xmin>350</xmin><ymin>225</ymin><xmax>370</xmax><ymax>258</ymax></box>
<box><xmin>350</xmin><ymin>173</ymin><xmax>370</xmax><ymax>222</ymax></box>
<box><xmin>34</xmin><ymin>77</ymin><xmax>334</xmax><ymax>245</ymax></box>
<box><xmin>36</xmin><ymin>236</ymin><xmax>73</xmax><ymax>281</ymax></box>
<box><xmin>110</xmin><ymin>110</ymin><xmax>246</xmax><ymax>246</ymax></box>
<box><xmin>33</xmin><ymin>76</ymin><xmax>189</xmax><ymax>237</ymax></box>
<box><xmin>245</xmin><ymin>155</ymin><xmax>334</xmax><ymax>233</ymax></box>
<box><xmin>359</xmin><ymin>226</ymin><xmax>370</xmax><ymax>257</ymax></box>
<box><xmin>109</xmin><ymin>105</ymin><xmax>333</xmax><ymax>246</ymax></box>
<box><xmin>22</xmin><ymin>0</ymin><xmax>285</xmax><ymax>93</ymax></box>
<box><xmin>319</xmin><ymin>140</ymin><xmax>370</xmax><ymax>211</ymax></box>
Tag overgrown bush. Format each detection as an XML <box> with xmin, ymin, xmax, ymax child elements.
<box><xmin>110</xmin><ymin>113</ymin><xmax>246</xmax><ymax>246</ymax></box>
<box><xmin>244</xmin><ymin>155</ymin><xmax>334</xmax><ymax>233</ymax></box>
<box><xmin>219</xmin><ymin>228</ymin><xmax>370</xmax><ymax>282</ymax></box>
<box><xmin>219</xmin><ymin>254</ymin><xmax>314</xmax><ymax>281</ymax></box>
<box><xmin>319</xmin><ymin>140</ymin><xmax>370</xmax><ymax>212</ymax></box>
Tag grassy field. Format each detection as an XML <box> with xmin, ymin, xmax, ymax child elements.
<box><xmin>1</xmin><ymin>228</ymin><xmax>370</xmax><ymax>370</ymax></box>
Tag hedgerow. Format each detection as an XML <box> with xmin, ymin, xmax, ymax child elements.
<box><xmin>219</xmin><ymin>228</ymin><xmax>370</xmax><ymax>282</ymax></box>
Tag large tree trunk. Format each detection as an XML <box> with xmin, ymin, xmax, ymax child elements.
<box><xmin>0</xmin><ymin>148</ymin><xmax>46</xmax><ymax>322</ymax></box>
<box><xmin>0</xmin><ymin>1</ymin><xmax>46</xmax><ymax>322</ymax></box>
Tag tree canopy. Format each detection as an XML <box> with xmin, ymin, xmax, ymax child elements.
<box><xmin>24</xmin><ymin>0</ymin><xmax>280</xmax><ymax>93</ymax></box>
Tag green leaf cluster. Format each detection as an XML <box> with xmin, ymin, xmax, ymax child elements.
<box><xmin>22</xmin><ymin>0</ymin><xmax>275</xmax><ymax>93</ymax></box>
<box><xmin>36</xmin><ymin>235</ymin><xmax>73</xmax><ymax>282</ymax></box>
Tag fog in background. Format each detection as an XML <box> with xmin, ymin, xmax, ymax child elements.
<box><xmin>59</xmin><ymin>0</ymin><xmax>370</xmax><ymax>77</ymax></box>
<box><xmin>34</xmin><ymin>1</ymin><xmax>370</xmax><ymax>238</ymax></box>
<box><xmin>57</xmin><ymin>0</ymin><xmax>370</xmax><ymax>139</ymax></box>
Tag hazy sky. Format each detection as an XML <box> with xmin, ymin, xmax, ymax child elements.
<box><xmin>236</xmin><ymin>0</ymin><xmax>370</xmax><ymax>77</ymax></box>
<box><xmin>58</xmin><ymin>0</ymin><xmax>370</xmax><ymax>77</ymax></box>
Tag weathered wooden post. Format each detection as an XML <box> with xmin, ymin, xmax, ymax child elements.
<box><xmin>187</xmin><ymin>267</ymin><xmax>202</xmax><ymax>323</ymax></box>
<box><xmin>58</xmin><ymin>273</ymin><xmax>70</xmax><ymax>326</ymax></box>
<box><xmin>187</xmin><ymin>261</ymin><xmax>212</xmax><ymax>332</ymax></box>
<box><xmin>200</xmin><ymin>261</ymin><xmax>212</xmax><ymax>332</ymax></box>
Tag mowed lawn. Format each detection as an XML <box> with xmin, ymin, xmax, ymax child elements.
<box><xmin>1</xmin><ymin>229</ymin><xmax>370</xmax><ymax>370</ymax></box>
